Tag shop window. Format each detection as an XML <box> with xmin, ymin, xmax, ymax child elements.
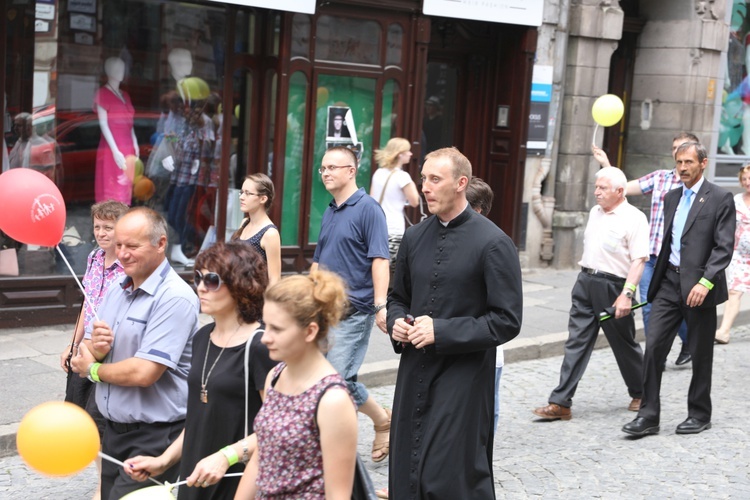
<box><xmin>314</xmin><ymin>16</ymin><xmax>381</xmax><ymax>66</ymax></box>
<box><xmin>2</xmin><ymin>0</ymin><xmax>229</xmax><ymax>276</ymax></box>
<box><xmin>386</xmin><ymin>23</ymin><xmax>403</xmax><ymax>68</ymax></box>
<box><xmin>264</xmin><ymin>70</ymin><xmax>278</xmax><ymax>177</ymax></box>
<box><xmin>717</xmin><ymin>0</ymin><xmax>750</xmax><ymax>180</ymax></box>
<box><xmin>308</xmin><ymin>74</ymin><xmax>377</xmax><ymax>243</ymax></box>
<box><xmin>291</xmin><ymin>14</ymin><xmax>311</xmax><ymax>61</ymax></box>
<box><xmin>380</xmin><ymin>79</ymin><xmax>401</xmax><ymax>146</ymax></box>
<box><xmin>235</xmin><ymin>10</ymin><xmax>256</xmax><ymax>55</ymax></box>
<box><xmin>281</xmin><ymin>72</ymin><xmax>308</xmax><ymax>246</ymax></box>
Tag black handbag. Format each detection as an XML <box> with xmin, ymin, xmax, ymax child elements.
<box><xmin>351</xmin><ymin>454</ymin><xmax>378</xmax><ymax>500</ymax></box>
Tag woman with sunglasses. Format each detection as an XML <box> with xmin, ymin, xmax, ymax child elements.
<box><xmin>231</xmin><ymin>173</ymin><xmax>281</xmax><ymax>285</ymax></box>
<box><xmin>126</xmin><ymin>242</ymin><xmax>277</xmax><ymax>499</ymax></box>
<box><xmin>235</xmin><ymin>270</ymin><xmax>358</xmax><ymax>499</ymax></box>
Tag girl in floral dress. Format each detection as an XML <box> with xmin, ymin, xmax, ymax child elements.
<box><xmin>716</xmin><ymin>164</ymin><xmax>750</xmax><ymax>344</ymax></box>
<box><xmin>235</xmin><ymin>270</ymin><xmax>358</xmax><ymax>499</ymax></box>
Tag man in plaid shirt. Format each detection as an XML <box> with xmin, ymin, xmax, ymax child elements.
<box><xmin>593</xmin><ymin>132</ymin><xmax>699</xmax><ymax>367</ymax></box>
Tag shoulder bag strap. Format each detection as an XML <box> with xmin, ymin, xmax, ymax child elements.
<box><xmin>377</xmin><ymin>169</ymin><xmax>398</xmax><ymax>205</ymax></box>
<box><xmin>243</xmin><ymin>327</ymin><xmax>265</xmax><ymax>437</ymax></box>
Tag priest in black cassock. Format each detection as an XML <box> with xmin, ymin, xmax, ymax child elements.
<box><xmin>386</xmin><ymin>147</ymin><xmax>523</xmax><ymax>499</ymax></box>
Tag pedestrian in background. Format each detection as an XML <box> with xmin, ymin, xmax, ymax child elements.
<box><xmin>61</xmin><ymin>199</ymin><xmax>128</xmax><ymax>500</ymax></box>
<box><xmin>232</xmin><ymin>173</ymin><xmax>281</xmax><ymax>285</ymax></box>
<box><xmin>71</xmin><ymin>207</ymin><xmax>199</xmax><ymax>498</ymax></box>
<box><xmin>311</xmin><ymin>145</ymin><xmax>392</xmax><ymax>463</ymax></box>
<box><xmin>235</xmin><ymin>270</ymin><xmax>358</xmax><ymax>498</ymax></box>
<box><xmin>125</xmin><ymin>242</ymin><xmax>276</xmax><ymax>499</ymax></box>
<box><xmin>387</xmin><ymin>147</ymin><xmax>522</xmax><ymax>499</ymax></box>
<box><xmin>533</xmin><ymin>166</ymin><xmax>647</xmax><ymax>421</ymax></box>
<box><xmin>593</xmin><ymin>131</ymin><xmax>699</xmax><ymax>366</ymax></box>
<box><xmin>465</xmin><ymin>177</ymin><xmax>505</xmax><ymax>431</ymax></box>
<box><xmin>715</xmin><ymin>163</ymin><xmax>750</xmax><ymax>344</ymax></box>
<box><xmin>370</xmin><ymin>138</ymin><xmax>420</xmax><ymax>278</ymax></box>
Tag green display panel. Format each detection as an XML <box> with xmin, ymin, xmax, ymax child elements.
<box><xmin>280</xmin><ymin>72</ymin><xmax>308</xmax><ymax>246</ymax></box>
<box><xmin>308</xmin><ymin>74</ymin><xmax>376</xmax><ymax>243</ymax></box>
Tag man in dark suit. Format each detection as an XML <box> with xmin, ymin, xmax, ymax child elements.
<box><xmin>622</xmin><ymin>142</ymin><xmax>735</xmax><ymax>437</ymax></box>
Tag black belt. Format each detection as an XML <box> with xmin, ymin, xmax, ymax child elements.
<box><xmin>581</xmin><ymin>267</ymin><xmax>626</xmax><ymax>284</ymax></box>
<box><xmin>667</xmin><ymin>263</ymin><xmax>680</xmax><ymax>273</ymax></box>
<box><xmin>108</xmin><ymin>419</ymin><xmax>185</xmax><ymax>434</ymax></box>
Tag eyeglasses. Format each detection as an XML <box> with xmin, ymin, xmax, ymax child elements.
<box><xmin>319</xmin><ymin>165</ymin><xmax>353</xmax><ymax>174</ymax></box>
<box><xmin>238</xmin><ymin>190</ymin><xmax>260</xmax><ymax>197</ymax></box>
<box><xmin>194</xmin><ymin>270</ymin><xmax>224</xmax><ymax>292</ymax></box>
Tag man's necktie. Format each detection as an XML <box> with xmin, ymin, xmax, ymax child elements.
<box><xmin>671</xmin><ymin>189</ymin><xmax>693</xmax><ymax>259</ymax></box>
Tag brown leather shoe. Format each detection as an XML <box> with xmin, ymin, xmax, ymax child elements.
<box><xmin>532</xmin><ymin>403</ymin><xmax>571</xmax><ymax>420</ymax></box>
<box><xmin>628</xmin><ymin>398</ymin><xmax>641</xmax><ymax>412</ymax></box>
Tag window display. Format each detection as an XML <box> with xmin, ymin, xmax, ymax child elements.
<box><xmin>3</xmin><ymin>0</ymin><xmax>228</xmax><ymax>276</ymax></box>
<box><xmin>717</xmin><ymin>0</ymin><xmax>750</xmax><ymax>178</ymax></box>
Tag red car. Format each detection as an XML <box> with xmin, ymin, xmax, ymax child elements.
<box><xmin>51</xmin><ymin>111</ymin><xmax>160</xmax><ymax>203</ymax></box>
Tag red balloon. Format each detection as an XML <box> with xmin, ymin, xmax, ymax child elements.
<box><xmin>0</xmin><ymin>168</ymin><xmax>66</xmax><ymax>247</ymax></box>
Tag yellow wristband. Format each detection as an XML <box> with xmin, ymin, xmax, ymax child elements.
<box><xmin>220</xmin><ymin>445</ymin><xmax>239</xmax><ymax>466</ymax></box>
<box><xmin>624</xmin><ymin>282</ymin><xmax>636</xmax><ymax>292</ymax></box>
<box><xmin>89</xmin><ymin>362</ymin><xmax>102</xmax><ymax>383</ymax></box>
<box><xmin>698</xmin><ymin>277</ymin><xmax>714</xmax><ymax>290</ymax></box>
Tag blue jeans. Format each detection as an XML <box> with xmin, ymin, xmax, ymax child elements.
<box><xmin>640</xmin><ymin>255</ymin><xmax>687</xmax><ymax>344</ymax></box>
<box><xmin>494</xmin><ymin>366</ymin><xmax>503</xmax><ymax>431</ymax></box>
<box><xmin>326</xmin><ymin>311</ymin><xmax>374</xmax><ymax>407</ymax></box>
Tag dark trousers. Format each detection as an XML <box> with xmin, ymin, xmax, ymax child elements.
<box><xmin>638</xmin><ymin>268</ymin><xmax>716</xmax><ymax>423</ymax></box>
<box><xmin>101</xmin><ymin>419</ymin><xmax>184</xmax><ymax>500</ymax></box>
<box><xmin>549</xmin><ymin>272</ymin><xmax>644</xmax><ymax>407</ymax></box>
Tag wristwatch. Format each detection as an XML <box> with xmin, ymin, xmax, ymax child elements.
<box><xmin>622</xmin><ymin>290</ymin><xmax>634</xmax><ymax>299</ymax></box>
<box><xmin>373</xmin><ymin>303</ymin><xmax>387</xmax><ymax>313</ymax></box>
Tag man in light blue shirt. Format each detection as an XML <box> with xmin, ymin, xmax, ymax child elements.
<box><xmin>72</xmin><ymin>207</ymin><xmax>199</xmax><ymax>499</ymax></box>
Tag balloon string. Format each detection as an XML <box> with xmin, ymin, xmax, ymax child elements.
<box><xmin>98</xmin><ymin>451</ymin><xmax>164</xmax><ymax>486</ymax></box>
<box><xmin>55</xmin><ymin>244</ymin><xmax>100</xmax><ymax>322</ymax></box>
<box><xmin>170</xmin><ymin>473</ymin><xmax>244</xmax><ymax>488</ymax></box>
<box><xmin>592</xmin><ymin>123</ymin><xmax>599</xmax><ymax>146</ymax></box>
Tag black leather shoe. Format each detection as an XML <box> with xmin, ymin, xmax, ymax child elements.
<box><xmin>675</xmin><ymin>417</ymin><xmax>711</xmax><ymax>434</ymax></box>
<box><xmin>675</xmin><ymin>350</ymin><xmax>691</xmax><ymax>366</ymax></box>
<box><xmin>622</xmin><ymin>417</ymin><xmax>660</xmax><ymax>437</ymax></box>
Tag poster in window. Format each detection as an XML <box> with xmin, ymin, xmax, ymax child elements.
<box><xmin>326</xmin><ymin>106</ymin><xmax>354</xmax><ymax>142</ymax></box>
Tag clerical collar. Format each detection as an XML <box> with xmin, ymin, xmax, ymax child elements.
<box><xmin>438</xmin><ymin>202</ymin><xmax>471</xmax><ymax>227</ymax></box>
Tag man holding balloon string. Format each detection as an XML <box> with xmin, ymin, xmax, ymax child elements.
<box><xmin>71</xmin><ymin>207</ymin><xmax>199</xmax><ymax>499</ymax></box>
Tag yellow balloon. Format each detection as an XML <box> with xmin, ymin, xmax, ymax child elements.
<box><xmin>178</xmin><ymin>77</ymin><xmax>210</xmax><ymax>102</ymax></box>
<box><xmin>591</xmin><ymin>94</ymin><xmax>624</xmax><ymax>127</ymax></box>
<box><xmin>120</xmin><ymin>485</ymin><xmax>176</xmax><ymax>499</ymax></box>
<box><xmin>17</xmin><ymin>401</ymin><xmax>100</xmax><ymax>476</ymax></box>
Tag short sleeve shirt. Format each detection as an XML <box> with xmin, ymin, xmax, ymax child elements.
<box><xmin>637</xmin><ymin>169</ymin><xmax>683</xmax><ymax>255</ymax></box>
<box><xmin>579</xmin><ymin>200</ymin><xmax>650</xmax><ymax>279</ymax></box>
<box><xmin>313</xmin><ymin>187</ymin><xmax>389</xmax><ymax>313</ymax></box>
<box><xmin>81</xmin><ymin>248</ymin><xmax>125</xmax><ymax>334</ymax></box>
<box><xmin>91</xmin><ymin>258</ymin><xmax>200</xmax><ymax>423</ymax></box>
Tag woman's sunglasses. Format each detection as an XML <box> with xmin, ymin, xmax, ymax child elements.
<box><xmin>194</xmin><ymin>270</ymin><xmax>223</xmax><ymax>292</ymax></box>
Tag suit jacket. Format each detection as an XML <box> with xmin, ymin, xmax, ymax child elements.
<box><xmin>648</xmin><ymin>178</ymin><xmax>735</xmax><ymax>307</ymax></box>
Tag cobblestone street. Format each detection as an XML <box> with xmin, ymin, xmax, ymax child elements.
<box><xmin>2</xmin><ymin>327</ymin><xmax>748</xmax><ymax>499</ymax></box>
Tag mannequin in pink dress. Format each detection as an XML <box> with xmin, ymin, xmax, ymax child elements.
<box><xmin>94</xmin><ymin>57</ymin><xmax>139</xmax><ymax>204</ymax></box>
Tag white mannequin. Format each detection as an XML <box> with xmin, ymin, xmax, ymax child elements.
<box><xmin>97</xmin><ymin>57</ymin><xmax>138</xmax><ymax>172</ymax></box>
<box><xmin>169</xmin><ymin>48</ymin><xmax>193</xmax><ymax>105</ymax></box>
